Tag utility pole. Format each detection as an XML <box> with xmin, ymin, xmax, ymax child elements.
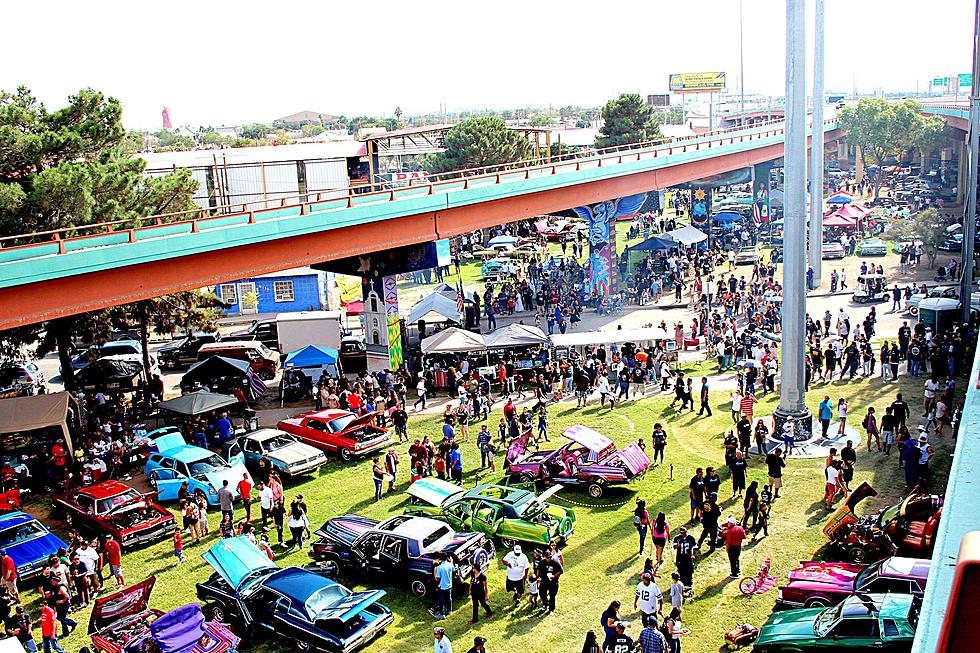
<box><xmin>740</xmin><ymin>0</ymin><xmax>746</xmax><ymax>120</ymax></box>
<box><xmin>808</xmin><ymin>0</ymin><xmax>825</xmax><ymax>290</ymax></box>
<box><xmin>775</xmin><ymin>0</ymin><xmax>812</xmax><ymax>440</ymax></box>
<box><xmin>962</xmin><ymin>0</ymin><xmax>980</xmax><ymax>323</ymax></box>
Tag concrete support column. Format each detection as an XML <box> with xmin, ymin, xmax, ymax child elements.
<box><xmin>775</xmin><ymin>0</ymin><xmax>813</xmax><ymax>441</ymax></box>
<box><xmin>958</xmin><ymin>139</ymin><xmax>968</xmax><ymax>204</ymax></box>
<box><xmin>808</xmin><ymin>0</ymin><xmax>825</xmax><ymax>289</ymax></box>
<box><xmin>855</xmin><ymin>145</ymin><xmax>864</xmax><ymax>186</ymax></box>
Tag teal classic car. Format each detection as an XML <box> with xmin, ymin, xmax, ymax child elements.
<box><xmin>858</xmin><ymin>238</ymin><xmax>888</xmax><ymax>256</ymax></box>
<box><xmin>404</xmin><ymin>478</ymin><xmax>575</xmax><ymax>548</ymax></box>
<box><xmin>753</xmin><ymin>593</ymin><xmax>919</xmax><ymax>652</ymax></box>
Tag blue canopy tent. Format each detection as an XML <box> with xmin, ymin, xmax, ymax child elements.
<box><xmin>826</xmin><ymin>191</ymin><xmax>853</xmax><ymax>205</ymax></box>
<box><xmin>283</xmin><ymin>345</ymin><xmax>340</xmax><ymax>378</ymax></box>
<box><xmin>623</xmin><ymin>235</ymin><xmax>675</xmax><ymax>271</ymax></box>
<box><xmin>711</xmin><ymin>211</ymin><xmax>743</xmax><ymax>224</ymax></box>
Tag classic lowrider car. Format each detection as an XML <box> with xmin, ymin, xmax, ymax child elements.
<box><xmin>0</xmin><ymin>511</ymin><xmax>68</xmax><ymax>580</ymax></box>
<box><xmin>221</xmin><ymin>428</ymin><xmax>327</xmax><ymax>479</ymax></box>
<box><xmin>506</xmin><ymin>425</ymin><xmax>650</xmax><ymax>499</ymax></box>
<box><xmin>277</xmin><ymin>409</ymin><xmax>391</xmax><ymax>462</ymax></box>
<box><xmin>90</xmin><ymin>577</ymin><xmax>240</xmax><ymax>653</ymax></box>
<box><xmin>145</xmin><ymin>433</ymin><xmax>250</xmax><ymax>506</ymax></box>
<box><xmin>857</xmin><ymin>238</ymin><xmax>888</xmax><ymax>256</ymax></box>
<box><xmin>197</xmin><ymin>537</ymin><xmax>392</xmax><ymax>653</ymax></box>
<box><xmin>823</xmin><ymin>483</ymin><xmax>943</xmax><ymax>563</ymax></box>
<box><xmin>753</xmin><ymin>593</ymin><xmax>919</xmax><ymax>652</ymax></box>
<box><xmin>53</xmin><ymin>480</ymin><xmax>176</xmax><ymax>548</ymax></box>
<box><xmin>309</xmin><ymin>514</ymin><xmax>494</xmax><ymax>599</ymax></box>
<box><xmin>777</xmin><ymin>557</ymin><xmax>930</xmax><ymax>609</ymax></box>
<box><xmin>404</xmin><ymin>478</ymin><xmax>575</xmax><ymax>548</ymax></box>
<box><xmin>821</xmin><ymin>241</ymin><xmax>846</xmax><ymax>259</ymax></box>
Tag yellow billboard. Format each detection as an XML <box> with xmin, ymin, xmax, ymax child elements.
<box><xmin>669</xmin><ymin>72</ymin><xmax>727</xmax><ymax>93</ymax></box>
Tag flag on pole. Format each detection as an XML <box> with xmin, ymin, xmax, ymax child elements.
<box><xmin>752</xmin><ymin>201</ymin><xmax>762</xmax><ymax>224</ymax></box>
<box><xmin>456</xmin><ymin>280</ymin><xmax>465</xmax><ymax>315</ymax></box>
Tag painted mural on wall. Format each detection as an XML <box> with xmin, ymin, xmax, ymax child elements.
<box><xmin>689</xmin><ymin>187</ymin><xmax>711</xmax><ymax>229</ymax></box>
<box><xmin>572</xmin><ymin>193</ymin><xmax>646</xmax><ymax>296</ymax></box>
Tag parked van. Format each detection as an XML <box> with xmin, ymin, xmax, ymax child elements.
<box><xmin>196</xmin><ymin>341</ymin><xmax>280</xmax><ymax>380</ymax></box>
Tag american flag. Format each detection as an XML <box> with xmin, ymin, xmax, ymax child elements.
<box><xmin>752</xmin><ymin>201</ymin><xmax>762</xmax><ymax>224</ymax></box>
<box><xmin>456</xmin><ymin>281</ymin><xmax>465</xmax><ymax>315</ymax></box>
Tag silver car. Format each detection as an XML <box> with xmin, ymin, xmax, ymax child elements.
<box><xmin>223</xmin><ymin>428</ymin><xmax>327</xmax><ymax>478</ymax></box>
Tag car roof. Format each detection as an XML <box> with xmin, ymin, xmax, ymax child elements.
<box><xmin>880</xmin><ymin>557</ymin><xmax>931</xmax><ymax>579</ymax></box>
<box><xmin>199</xmin><ymin>341</ymin><xmax>264</xmax><ymax>350</ymax></box>
<box><xmin>159</xmin><ymin>444</ymin><xmax>215</xmax><ymax>463</ymax></box>
<box><xmin>0</xmin><ymin>512</ymin><xmax>36</xmax><ymax>529</ymax></box>
<box><xmin>378</xmin><ymin>515</ymin><xmax>448</xmax><ymax>540</ymax></box>
<box><xmin>263</xmin><ymin>566</ymin><xmax>336</xmax><ymax>602</ymax></box>
<box><xmin>245</xmin><ymin>428</ymin><xmax>290</xmax><ymax>441</ymax></box>
<box><xmin>102</xmin><ymin>339</ymin><xmax>141</xmax><ymax>348</ymax></box>
<box><xmin>77</xmin><ymin>480</ymin><xmax>136</xmax><ymax>500</ymax></box>
<box><xmin>841</xmin><ymin>593</ymin><xmax>915</xmax><ymax>619</ymax></box>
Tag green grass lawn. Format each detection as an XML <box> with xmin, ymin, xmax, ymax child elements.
<box><xmin>28</xmin><ymin>370</ymin><xmax>953</xmax><ymax>653</ymax></box>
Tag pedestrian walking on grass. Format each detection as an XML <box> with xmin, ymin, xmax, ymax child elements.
<box><xmin>723</xmin><ymin>517</ymin><xmax>746</xmax><ymax>578</ymax></box>
<box><xmin>468</xmin><ymin>564</ymin><xmax>493</xmax><ymax>624</ymax></box>
<box><xmin>634</xmin><ymin>499</ymin><xmax>651</xmax><ymax>556</ymax></box>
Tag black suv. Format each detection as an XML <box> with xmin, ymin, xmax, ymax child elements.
<box><xmin>158</xmin><ymin>333</ymin><xmax>221</xmax><ymax>369</ymax></box>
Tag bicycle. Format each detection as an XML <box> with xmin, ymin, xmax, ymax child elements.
<box><xmin>738</xmin><ymin>557</ymin><xmax>778</xmax><ymax>596</ymax></box>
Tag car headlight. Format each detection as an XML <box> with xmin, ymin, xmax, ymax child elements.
<box><xmin>208</xmin><ymin>488</ymin><xmax>217</xmax><ymax>495</ymax></box>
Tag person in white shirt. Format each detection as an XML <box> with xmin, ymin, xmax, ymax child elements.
<box><xmin>634</xmin><ymin>573</ymin><xmax>663</xmax><ymax>624</ymax></box>
<box><xmin>597</xmin><ymin>375</ymin><xmax>613</xmax><ymax>409</ymax></box>
<box><xmin>258</xmin><ymin>482</ymin><xmax>275</xmax><ymax>526</ymax></box>
<box><xmin>923</xmin><ymin>377</ymin><xmax>939</xmax><ymax>416</ymax></box>
<box><xmin>433</xmin><ymin>627</ymin><xmax>453</xmax><ymax>653</ymax></box>
<box><xmin>824</xmin><ymin>461</ymin><xmax>842</xmax><ymax>509</ymax></box>
<box><xmin>502</xmin><ymin>545</ymin><xmax>530</xmax><ymax>606</ymax></box>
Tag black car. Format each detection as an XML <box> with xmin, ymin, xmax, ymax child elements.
<box><xmin>158</xmin><ymin>333</ymin><xmax>220</xmax><ymax>369</ymax></box>
<box><xmin>231</xmin><ymin>320</ymin><xmax>279</xmax><ymax>350</ymax></box>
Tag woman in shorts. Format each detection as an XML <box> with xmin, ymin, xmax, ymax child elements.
<box><xmin>649</xmin><ymin>512</ymin><xmax>670</xmax><ymax>569</ymax></box>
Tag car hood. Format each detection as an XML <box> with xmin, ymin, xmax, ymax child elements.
<box><xmin>406</xmin><ymin>478</ymin><xmax>465</xmax><ymax>507</ymax></box>
<box><xmin>268</xmin><ymin>442</ymin><xmax>324</xmax><ymax>465</ymax></box>
<box><xmin>201</xmin><ymin>462</ymin><xmax>250</xmax><ymax>494</ymax></box>
<box><xmin>315</xmin><ymin>589</ymin><xmax>387</xmax><ymax>624</ymax></box>
<box><xmin>316</xmin><ymin>514</ymin><xmax>379</xmax><ymax>544</ymax></box>
<box><xmin>5</xmin><ymin>529</ymin><xmax>67</xmax><ymax>569</ymax></box>
<box><xmin>89</xmin><ymin>576</ymin><xmax>157</xmax><ymax>634</ymax></box>
<box><xmin>786</xmin><ymin>561</ymin><xmax>862</xmax><ymax>590</ymax></box>
<box><xmin>754</xmin><ymin>608</ymin><xmax>823</xmax><ymax>646</ymax></box>
<box><xmin>202</xmin><ymin>537</ymin><xmax>277</xmax><ymax>591</ymax></box>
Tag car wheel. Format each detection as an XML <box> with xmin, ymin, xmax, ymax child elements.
<box><xmin>498</xmin><ymin>537</ymin><xmax>519</xmax><ymax>549</ymax></box>
<box><xmin>411</xmin><ymin>579</ymin><xmax>429</xmax><ymax>597</ymax></box>
<box><xmin>338</xmin><ymin>448</ymin><xmax>353</xmax><ymax>462</ymax></box>
<box><xmin>909</xmin><ymin>306</ymin><xmax>919</xmax><ymax>317</ymax></box>
<box><xmin>586</xmin><ymin>482</ymin><xmax>605</xmax><ymax>499</ymax></box>
<box><xmin>470</xmin><ymin>547</ymin><xmax>490</xmax><ymax>569</ymax></box>
<box><xmin>206</xmin><ymin>603</ymin><xmax>227</xmax><ymax>623</ymax></box>
<box><xmin>804</xmin><ymin>596</ymin><xmax>832</xmax><ymax>608</ymax></box>
<box><xmin>317</xmin><ymin>557</ymin><xmax>340</xmax><ymax>578</ymax></box>
<box><xmin>847</xmin><ymin>545</ymin><xmax>868</xmax><ymax>563</ymax></box>
<box><xmin>518</xmin><ymin>473</ymin><xmax>536</xmax><ymax>485</ymax></box>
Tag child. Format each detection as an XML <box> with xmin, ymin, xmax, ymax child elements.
<box><xmin>537</xmin><ymin>405</ymin><xmax>549</xmax><ymax>442</ymax></box>
<box><xmin>528</xmin><ymin>552</ymin><xmax>541</xmax><ymax>609</ymax></box>
<box><xmin>173</xmin><ymin>530</ymin><xmax>186</xmax><ymax>564</ymax></box>
<box><xmin>410</xmin><ymin>460</ymin><xmax>425</xmax><ymax>485</ymax></box>
<box><xmin>258</xmin><ymin>529</ymin><xmax>275</xmax><ymax>559</ymax></box>
<box><xmin>220</xmin><ymin>513</ymin><xmax>234</xmax><ymax>539</ymax></box>
<box><xmin>497</xmin><ymin>419</ymin><xmax>507</xmax><ymax>444</ymax></box>
<box><xmin>485</xmin><ymin>440</ymin><xmax>497</xmax><ymax>473</ymax></box>
<box><xmin>196</xmin><ymin>493</ymin><xmax>210</xmax><ymax>537</ymax></box>
<box><xmin>669</xmin><ymin>572</ymin><xmax>685</xmax><ymax>610</ymax></box>
<box><xmin>434</xmin><ymin>453</ymin><xmax>446</xmax><ymax>480</ymax></box>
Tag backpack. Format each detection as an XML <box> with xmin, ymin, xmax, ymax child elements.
<box><xmin>660</xmin><ymin>618</ymin><xmax>674</xmax><ymax>641</ymax></box>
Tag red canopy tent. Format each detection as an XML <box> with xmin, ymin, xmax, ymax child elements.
<box><xmin>823</xmin><ymin>214</ymin><xmax>858</xmax><ymax>228</ymax></box>
<box><xmin>833</xmin><ymin>204</ymin><xmax>870</xmax><ymax>220</ymax></box>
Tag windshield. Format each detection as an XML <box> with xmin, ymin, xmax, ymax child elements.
<box><xmin>327</xmin><ymin>415</ymin><xmax>359</xmax><ymax>433</ymax></box>
<box><xmin>255</xmin><ymin>343</ymin><xmax>273</xmax><ymax>357</ymax></box>
<box><xmin>305</xmin><ymin>584</ymin><xmax>350</xmax><ymax>617</ymax></box>
<box><xmin>100</xmin><ymin>344</ymin><xmax>140</xmax><ymax>357</ymax></box>
<box><xmin>877</xmin><ymin>503</ymin><xmax>902</xmax><ymax>527</ymax></box>
<box><xmin>188</xmin><ymin>454</ymin><xmax>229</xmax><ymax>476</ymax></box>
<box><xmin>814</xmin><ymin>603</ymin><xmax>843</xmax><ymax>637</ymax></box>
<box><xmin>170</xmin><ymin>337</ymin><xmax>190</xmax><ymax>348</ymax></box>
<box><xmin>0</xmin><ymin>521</ymin><xmax>47</xmax><ymax>548</ymax></box>
<box><xmin>96</xmin><ymin>489</ymin><xmax>143</xmax><ymax>514</ymax></box>
<box><xmin>854</xmin><ymin>560</ymin><xmax>884</xmax><ymax>589</ymax></box>
<box><xmin>263</xmin><ymin>435</ymin><xmax>297</xmax><ymax>451</ymax></box>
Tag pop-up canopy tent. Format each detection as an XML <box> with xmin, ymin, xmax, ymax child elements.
<box><xmin>158</xmin><ymin>391</ymin><xmax>238</xmax><ymax>417</ymax></box>
<box><xmin>420</xmin><ymin>327</ymin><xmax>487</xmax><ymax>354</ymax></box>
<box><xmin>0</xmin><ymin>392</ymin><xmax>79</xmax><ymax>454</ymax></box>
<box><xmin>75</xmin><ymin>358</ymin><xmax>144</xmax><ymax>391</ymax></box>
<box><xmin>550</xmin><ymin>326</ymin><xmax>673</xmax><ymax>349</ymax></box>
<box><xmin>407</xmin><ymin>291</ymin><xmax>463</xmax><ymax>325</ymax></box>
<box><xmin>823</xmin><ymin>214</ymin><xmax>858</xmax><ymax>228</ymax></box>
<box><xmin>623</xmin><ymin>235</ymin><xmax>675</xmax><ymax>271</ymax></box>
<box><xmin>833</xmin><ymin>204</ymin><xmax>870</xmax><ymax>220</ymax></box>
<box><xmin>181</xmin><ymin>355</ymin><xmax>267</xmax><ymax>399</ymax></box>
<box><xmin>282</xmin><ymin>345</ymin><xmax>340</xmax><ymax>380</ymax></box>
<box><xmin>485</xmin><ymin>324</ymin><xmax>549</xmax><ymax>349</ymax></box>
<box><xmin>826</xmin><ymin>191</ymin><xmax>854</xmax><ymax>205</ymax></box>
<box><xmin>663</xmin><ymin>225</ymin><xmax>708</xmax><ymax>246</ymax></box>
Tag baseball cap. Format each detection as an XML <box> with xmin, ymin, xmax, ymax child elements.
<box><xmin>727</xmin><ymin>516</ymin><xmax>737</xmax><ymax>525</ymax></box>
<box><xmin>641</xmin><ymin>572</ymin><xmax>652</xmax><ymax>580</ymax></box>
<box><xmin>513</xmin><ymin>545</ymin><xmax>522</xmax><ymax>554</ymax></box>
<box><xmin>615</xmin><ymin>621</ymin><xmax>627</xmax><ymax>629</ymax></box>
<box><xmin>474</xmin><ymin>637</ymin><xmax>487</xmax><ymax>645</ymax></box>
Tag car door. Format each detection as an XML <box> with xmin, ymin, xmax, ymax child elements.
<box><xmin>442</xmin><ymin>502</ymin><xmax>469</xmax><ymax>532</ymax></box>
<box><xmin>147</xmin><ymin>457</ymin><xmax>185</xmax><ymax>501</ymax></box>
<box><xmin>301</xmin><ymin>419</ymin><xmax>334</xmax><ymax>451</ymax></box>
<box><xmin>358</xmin><ymin>532</ymin><xmax>385</xmax><ymax>574</ymax></box>
<box><xmin>75</xmin><ymin>494</ymin><xmax>99</xmax><ymax>531</ymax></box>
<box><xmin>469</xmin><ymin>502</ymin><xmax>501</xmax><ymax>538</ymax></box>
<box><xmin>243</xmin><ymin>439</ymin><xmax>263</xmax><ymax>467</ymax></box>
<box><xmin>379</xmin><ymin>535</ymin><xmax>407</xmax><ymax>575</ymax></box>
<box><xmin>822</xmin><ymin>618</ymin><xmax>882</xmax><ymax>650</ymax></box>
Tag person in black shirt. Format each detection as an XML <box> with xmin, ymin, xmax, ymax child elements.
<box><xmin>697</xmin><ymin>377</ymin><xmax>712</xmax><ymax>416</ymax></box>
<box><xmin>730</xmin><ymin>452</ymin><xmax>748</xmax><ymax>498</ymax></box>
<box><xmin>4</xmin><ymin>605</ymin><xmax>32</xmax><ymax>650</ymax></box>
<box><xmin>537</xmin><ymin>556</ymin><xmax>563</xmax><ymax>614</ymax></box>
<box><xmin>697</xmin><ymin>499</ymin><xmax>721</xmax><ymax>551</ymax></box>
<box><xmin>689</xmin><ymin>469</ymin><xmax>705</xmax><ymax>522</ymax></box>
<box><xmin>672</xmin><ymin>526</ymin><xmax>698</xmax><ymax>589</ymax></box>
<box><xmin>765</xmin><ymin>449</ymin><xmax>785</xmax><ymax>498</ymax></box>
<box><xmin>735</xmin><ymin>416</ymin><xmax>752</xmax><ymax>455</ymax></box>
<box><xmin>704</xmin><ymin>467</ymin><xmax>721</xmax><ymax>497</ymax></box>
<box><xmin>606</xmin><ymin>622</ymin><xmax>634</xmax><ymax>653</ymax></box>
<box><xmin>890</xmin><ymin>393</ymin><xmax>909</xmax><ymax>427</ymax></box>
<box><xmin>468</xmin><ymin>564</ymin><xmax>493</xmax><ymax>624</ymax></box>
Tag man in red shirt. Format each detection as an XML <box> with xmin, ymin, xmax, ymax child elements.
<box><xmin>103</xmin><ymin>536</ymin><xmax>125</xmax><ymax>588</ymax></box>
<box><xmin>503</xmin><ymin>398</ymin><xmax>517</xmax><ymax>421</ymax></box>
<box><xmin>723</xmin><ymin>516</ymin><xmax>747</xmax><ymax>578</ymax></box>
<box><xmin>739</xmin><ymin>393</ymin><xmax>758</xmax><ymax>423</ymax></box>
<box><xmin>41</xmin><ymin>600</ymin><xmax>65</xmax><ymax>653</ymax></box>
<box><xmin>236</xmin><ymin>473</ymin><xmax>253</xmax><ymax>521</ymax></box>
<box><xmin>0</xmin><ymin>550</ymin><xmax>18</xmax><ymax>602</ymax></box>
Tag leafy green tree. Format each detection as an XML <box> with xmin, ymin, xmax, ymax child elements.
<box><xmin>425</xmin><ymin>116</ymin><xmax>535</xmax><ymax>174</ymax></box>
<box><xmin>128</xmin><ymin>291</ymin><xmax>224</xmax><ymax>375</ymax></box>
<box><xmin>838</xmin><ymin>98</ymin><xmax>946</xmax><ymax>200</ymax></box>
<box><xmin>301</xmin><ymin>123</ymin><xmax>325</xmax><ymax>138</ymax></box>
<box><xmin>240</xmin><ymin>122</ymin><xmax>271</xmax><ymax>140</ymax></box>
<box><xmin>595</xmin><ymin>94</ymin><xmax>660</xmax><ymax>148</ymax></box>
<box><xmin>0</xmin><ymin>86</ymin><xmax>198</xmax><ymax>387</ymax></box>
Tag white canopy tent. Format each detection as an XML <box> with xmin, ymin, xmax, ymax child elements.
<box><xmin>663</xmin><ymin>225</ymin><xmax>708</xmax><ymax>246</ymax></box>
<box><xmin>420</xmin><ymin>327</ymin><xmax>487</xmax><ymax>354</ymax></box>
<box><xmin>550</xmin><ymin>327</ymin><xmax>672</xmax><ymax>349</ymax></box>
<box><xmin>484</xmin><ymin>324</ymin><xmax>549</xmax><ymax>349</ymax></box>
<box><xmin>407</xmin><ymin>292</ymin><xmax>463</xmax><ymax>325</ymax></box>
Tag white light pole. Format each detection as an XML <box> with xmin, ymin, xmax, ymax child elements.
<box><xmin>808</xmin><ymin>0</ymin><xmax>825</xmax><ymax>289</ymax></box>
<box><xmin>776</xmin><ymin>0</ymin><xmax>812</xmax><ymax>438</ymax></box>
<box><xmin>963</xmin><ymin>0</ymin><xmax>980</xmax><ymax>323</ymax></box>
<box><xmin>740</xmin><ymin>0</ymin><xmax>746</xmax><ymax>121</ymax></box>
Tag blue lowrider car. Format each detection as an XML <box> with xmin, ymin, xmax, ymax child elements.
<box><xmin>197</xmin><ymin>537</ymin><xmax>392</xmax><ymax>653</ymax></box>
<box><xmin>0</xmin><ymin>511</ymin><xmax>68</xmax><ymax>580</ymax></box>
<box><xmin>144</xmin><ymin>433</ymin><xmax>250</xmax><ymax>506</ymax></box>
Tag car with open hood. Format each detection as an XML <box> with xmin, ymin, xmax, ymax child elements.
<box><xmin>753</xmin><ymin>593</ymin><xmax>919</xmax><ymax>652</ymax></box>
<box><xmin>777</xmin><ymin>557</ymin><xmax>930</xmax><ymax>609</ymax></box>
<box><xmin>506</xmin><ymin>425</ymin><xmax>650</xmax><ymax>499</ymax></box>
<box><xmin>0</xmin><ymin>511</ymin><xmax>67</xmax><ymax>580</ymax></box>
<box><xmin>53</xmin><ymin>479</ymin><xmax>176</xmax><ymax>548</ymax></box>
<box><xmin>197</xmin><ymin>537</ymin><xmax>392</xmax><ymax>653</ymax></box>
<box><xmin>404</xmin><ymin>478</ymin><xmax>575</xmax><ymax>548</ymax></box>
<box><xmin>309</xmin><ymin>514</ymin><xmax>494</xmax><ymax>599</ymax></box>
<box><xmin>220</xmin><ymin>428</ymin><xmax>327</xmax><ymax>479</ymax></box>
<box><xmin>144</xmin><ymin>433</ymin><xmax>250</xmax><ymax>506</ymax></box>
<box><xmin>277</xmin><ymin>409</ymin><xmax>391</xmax><ymax>462</ymax></box>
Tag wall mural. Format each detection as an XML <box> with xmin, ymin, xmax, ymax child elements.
<box><xmin>572</xmin><ymin>193</ymin><xmax>647</xmax><ymax>296</ymax></box>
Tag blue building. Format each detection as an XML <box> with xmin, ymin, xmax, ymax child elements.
<box><xmin>216</xmin><ymin>267</ymin><xmax>327</xmax><ymax>315</ymax></box>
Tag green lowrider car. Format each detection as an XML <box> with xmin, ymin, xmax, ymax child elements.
<box><xmin>753</xmin><ymin>593</ymin><xmax>919</xmax><ymax>652</ymax></box>
<box><xmin>404</xmin><ymin>478</ymin><xmax>575</xmax><ymax>548</ymax></box>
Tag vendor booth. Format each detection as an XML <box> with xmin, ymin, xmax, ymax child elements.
<box><xmin>622</xmin><ymin>236</ymin><xmax>674</xmax><ymax>272</ymax></box>
<box><xmin>282</xmin><ymin>345</ymin><xmax>340</xmax><ymax>380</ymax></box>
<box><xmin>0</xmin><ymin>391</ymin><xmax>79</xmax><ymax>454</ymax></box>
<box><xmin>551</xmin><ymin>326</ymin><xmax>676</xmax><ymax>361</ymax></box>
<box><xmin>420</xmin><ymin>328</ymin><xmax>487</xmax><ymax>355</ymax></box>
<box><xmin>663</xmin><ymin>225</ymin><xmax>708</xmax><ymax>246</ymax></box>
<box><xmin>181</xmin><ymin>355</ymin><xmax>267</xmax><ymax>398</ymax></box>
<box><xmin>158</xmin><ymin>391</ymin><xmax>239</xmax><ymax>417</ymax></box>
<box><xmin>75</xmin><ymin>358</ymin><xmax>144</xmax><ymax>392</ymax></box>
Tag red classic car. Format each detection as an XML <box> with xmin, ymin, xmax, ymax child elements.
<box><xmin>52</xmin><ymin>480</ymin><xmax>177</xmax><ymax>548</ymax></box>
<box><xmin>277</xmin><ymin>409</ymin><xmax>391</xmax><ymax>462</ymax></box>
<box><xmin>777</xmin><ymin>556</ymin><xmax>930</xmax><ymax>609</ymax></box>
<box><xmin>506</xmin><ymin>425</ymin><xmax>650</xmax><ymax>499</ymax></box>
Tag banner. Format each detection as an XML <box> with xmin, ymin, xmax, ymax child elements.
<box><xmin>669</xmin><ymin>72</ymin><xmax>726</xmax><ymax>94</ymax></box>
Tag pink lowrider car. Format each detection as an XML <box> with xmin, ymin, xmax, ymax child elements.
<box><xmin>506</xmin><ymin>425</ymin><xmax>650</xmax><ymax>499</ymax></box>
<box><xmin>776</xmin><ymin>556</ymin><xmax>930</xmax><ymax>609</ymax></box>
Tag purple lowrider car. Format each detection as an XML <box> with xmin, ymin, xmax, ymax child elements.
<box><xmin>506</xmin><ymin>425</ymin><xmax>650</xmax><ymax>499</ymax></box>
<box><xmin>776</xmin><ymin>556</ymin><xmax>930</xmax><ymax>609</ymax></box>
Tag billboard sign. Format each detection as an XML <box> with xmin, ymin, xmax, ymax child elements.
<box><xmin>932</xmin><ymin>77</ymin><xmax>947</xmax><ymax>86</ymax></box>
<box><xmin>669</xmin><ymin>72</ymin><xmax>726</xmax><ymax>93</ymax></box>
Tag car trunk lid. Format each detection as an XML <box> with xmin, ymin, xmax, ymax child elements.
<box><xmin>88</xmin><ymin>576</ymin><xmax>156</xmax><ymax>634</ymax></box>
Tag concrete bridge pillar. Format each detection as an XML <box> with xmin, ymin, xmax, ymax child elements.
<box><xmin>855</xmin><ymin>145</ymin><xmax>864</xmax><ymax>186</ymax></box>
<box><xmin>958</xmin><ymin>139</ymin><xmax>968</xmax><ymax>204</ymax></box>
